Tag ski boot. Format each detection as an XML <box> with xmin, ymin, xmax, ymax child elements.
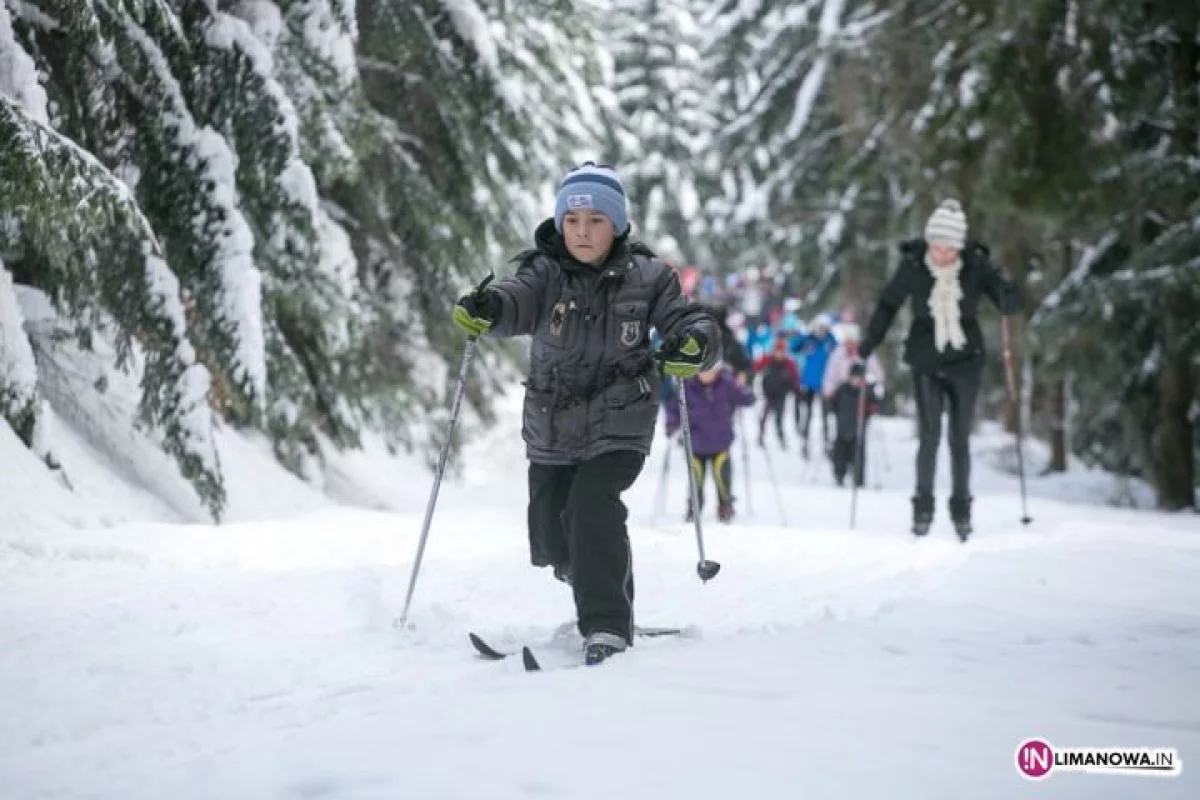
<box><xmin>584</xmin><ymin>631</ymin><xmax>628</xmax><ymax>666</ymax></box>
<box><xmin>717</xmin><ymin>503</ymin><xmax>734</xmax><ymax>523</ymax></box>
<box><xmin>949</xmin><ymin>495</ymin><xmax>973</xmax><ymax>542</ymax></box>
<box><xmin>912</xmin><ymin>495</ymin><xmax>934</xmax><ymax>537</ymax></box>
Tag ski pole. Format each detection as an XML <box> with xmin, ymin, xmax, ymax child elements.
<box><xmin>652</xmin><ymin>414</ymin><xmax>671</xmax><ymax>525</ymax></box>
<box><xmin>397</xmin><ymin>273</ymin><xmax>493</xmax><ymax>627</ymax></box>
<box><xmin>850</xmin><ymin>382</ymin><xmax>868</xmax><ymax>529</ymax></box>
<box><xmin>874</xmin><ymin>391</ymin><xmax>891</xmax><ymax>474</ymax></box>
<box><xmin>1001</xmin><ymin>316</ymin><xmax>1033</xmax><ymax>524</ymax></box>
<box><xmin>676</xmin><ymin>376</ymin><xmax>721</xmax><ymax>582</ymax></box>
<box><xmin>760</xmin><ymin>438</ymin><xmax>788</xmax><ymax>526</ymax></box>
<box><xmin>736</xmin><ymin>409</ymin><xmax>753</xmax><ymax>516</ymax></box>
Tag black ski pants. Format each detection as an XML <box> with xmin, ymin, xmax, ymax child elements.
<box><xmin>796</xmin><ymin>387</ymin><xmax>829</xmax><ymax>444</ymax></box>
<box><xmin>527</xmin><ymin>450</ymin><xmax>645</xmax><ymax>642</ymax></box>
<box><xmin>831</xmin><ymin>433</ymin><xmax>867</xmax><ymax>487</ymax></box>
<box><xmin>912</xmin><ymin>368</ymin><xmax>982</xmax><ymax>508</ymax></box>
<box><xmin>759</xmin><ymin>394</ymin><xmax>788</xmax><ymax>445</ymax></box>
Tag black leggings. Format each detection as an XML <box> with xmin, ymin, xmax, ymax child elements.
<box><xmin>913</xmin><ymin>369</ymin><xmax>982</xmax><ymax>504</ymax></box>
<box><xmin>689</xmin><ymin>451</ymin><xmax>734</xmax><ymax>510</ymax></box>
<box><xmin>831</xmin><ymin>434</ymin><xmax>867</xmax><ymax>487</ymax></box>
<box><xmin>759</xmin><ymin>395</ymin><xmax>788</xmax><ymax>445</ymax></box>
<box><xmin>795</xmin><ymin>388</ymin><xmax>828</xmax><ymax>443</ymax></box>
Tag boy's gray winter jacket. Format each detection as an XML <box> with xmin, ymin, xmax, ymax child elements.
<box><xmin>488</xmin><ymin>219</ymin><xmax>720</xmax><ymax>464</ymax></box>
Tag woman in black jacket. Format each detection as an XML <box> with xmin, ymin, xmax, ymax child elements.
<box><xmin>859</xmin><ymin>199</ymin><xmax>1021</xmax><ymax>540</ymax></box>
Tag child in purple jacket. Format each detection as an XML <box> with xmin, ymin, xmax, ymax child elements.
<box><xmin>665</xmin><ymin>364</ymin><xmax>756</xmax><ymax>523</ymax></box>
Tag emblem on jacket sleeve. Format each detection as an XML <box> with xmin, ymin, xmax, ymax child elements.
<box><xmin>620</xmin><ymin>319</ymin><xmax>642</xmax><ymax>347</ymax></box>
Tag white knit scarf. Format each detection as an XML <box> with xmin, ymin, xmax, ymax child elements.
<box><xmin>926</xmin><ymin>252</ymin><xmax>967</xmax><ymax>352</ymax></box>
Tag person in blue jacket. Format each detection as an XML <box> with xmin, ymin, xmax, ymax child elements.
<box><xmin>745</xmin><ymin>321</ymin><xmax>775</xmax><ymax>360</ymax></box>
<box><xmin>789</xmin><ymin>315</ymin><xmax>838</xmax><ymax>458</ymax></box>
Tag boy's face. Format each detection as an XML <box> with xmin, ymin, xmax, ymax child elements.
<box><xmin>698</xmin><ymin>366</ymin><xmax>721</xmax><ymax>384</ymax></box>
<box><xmin>850</xmin><ymin>375</ymin><xmax>864</xmax><ymax>388</ymax></box>
<box><xmin>562</xmin><ymin>210</ymin><xmax>616</xmax><ymax>265</ymax></box>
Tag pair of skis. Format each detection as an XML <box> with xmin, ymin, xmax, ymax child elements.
<box><xmin>469</xmin><ymin>633</ymin><xmax>550</xmax><ymax>671</ymax></box>
<box><xmin>469</xmin><ymin>627</ymin><xmax>683</xmax><ymax>672</ymax></box>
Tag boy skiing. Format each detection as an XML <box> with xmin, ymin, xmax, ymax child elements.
<box><xmin>451</xmin><ymin>162</ymin><xmax>720</xmax><ymax>665</ymax></box>
<box><xmin>829</xmin><ymin>363</ymin><xmax>880</xmax><ymax>488</ymax></box>
<box><xmin>665</xmin><ymin>364</ymin><xmax>756</xmax><ymax>522</ymax></box>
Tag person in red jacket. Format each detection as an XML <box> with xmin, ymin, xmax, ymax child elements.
<box><xmin>752</xmin><ymin>338</ymin><xmax>800</xmax><ymax>449</ymax></box>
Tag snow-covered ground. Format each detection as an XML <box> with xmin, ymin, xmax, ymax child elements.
<box><xmin>2</xmin><ymin>391</ymin><xmax>1198</xmax><ymax>799</ymax></box>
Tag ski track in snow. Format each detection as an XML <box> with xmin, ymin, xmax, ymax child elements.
<box><xmin>2</xmin><ymin>404</ymin><xmax>1199</xmax><ymax>799</ymax></box>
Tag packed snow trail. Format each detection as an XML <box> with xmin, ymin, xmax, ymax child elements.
<box><xmin>2</xmin><ymin>401</ymin><xmax>1198</xmax><ymax>799</ymax></box>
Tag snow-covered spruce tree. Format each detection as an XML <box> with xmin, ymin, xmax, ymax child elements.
<box><xmin>348</xmin><ymin>0</ymin><xmax>615</xmax><ymax>444</ymax></box>
<box><xmin>0</xmin><ymin>100</ymin><xmax>225</xmax><ymax>518</ymax></box>
<box><xmin>0</xmin><ymin>258</ymin><xmax>38</xmax><ymax>445</ymax></box>
<box><xmin>949</xmin><ymin>0</ymin><xmax>1122</xmax><ymax>467</ymax></box>
<box><xmin>0</xmin><ymin>1</ymin><xmax>45</xmax><ymax>446</ymax></box>
<box><xmin>1032</xmin><ymin>0</ymin><xmax>1199</xmax><ymax>509</ymax></box>
<box><xmin>104</xmin><ymin>0</ymin><xmax>268</xmax><ymax>424</ymax></box>
<box><xmin>168</xmin><ymin>0</ymin><xmax>361</xmax><ymax>474</ymax></box>
<box><xmin>703</xmin><ymin>0</ymin><xmax>900</xmax><ymax>311</ymax></box>
<box><xmin>602</xmin><ymin>0</ymin><xmax>714</xmax><ymax>263</ymax></box>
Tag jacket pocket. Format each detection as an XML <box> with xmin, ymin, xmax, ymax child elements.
<box><xmin>604</xmin><ymin>376</ymin><xmax>656</xmax><ymax>439</ymax></box>
<box><xmin>522</xmin><ymin>387</ymin><xmax>555</xmax><ymax>449</ymax></box>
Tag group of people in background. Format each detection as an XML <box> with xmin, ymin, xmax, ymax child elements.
<box><xmin>657</xmin><ymin>198</ymin><xmax>1020</xmax><ymax>539</ymax></box>
<box><xmin>661</xmin><ymin>305</ymin><xmax>885</xmax><ymax>526</ymax></box>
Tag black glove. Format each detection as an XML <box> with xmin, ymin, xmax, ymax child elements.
<box><xmin>452</xmin><ymin>288</ymin><xmax>500</xmax><ymax>337</ymax></box>
<box><xmin>657</xmin><ymin>329</ymin><xmax>710</xmax><ymax>378</ymax></box>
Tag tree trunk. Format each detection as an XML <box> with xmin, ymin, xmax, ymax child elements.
<box><xmin>1153</xmin><ymin>307</ymin><xmax>1197</xmax><ymax>510</ymax></box>
<box><xmin>1044</xmin><ymin>236</ymin><xmax>1071</xmax><ymax>473</ymax></box>
<box><xmin>1047</xmin><ymin>377</ymin><xmax>1068</xmax><ymax>473</ymax></box>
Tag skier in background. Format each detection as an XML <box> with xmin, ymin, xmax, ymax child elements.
<box><xmin>753</xmin><ymin>338</ymin><xmax>800</xmax><ymax>449</ymax></box>
<box><xmin>823</xmin><ymin>324</ymin><xmax>884</xmax><ymax>399</ymax></box>
<box><xmin>451</xmin><ymin>162</ymin><xmax>720</xmax><ymax>664</ymax></box>
<box><xmin>859</xmin><ymin>198</ymin><xmax>1021</xmax><ymax>539</ymax></box>
<box><xmin>829</xmin><ymin>363</ymin><xmax>880</xmax><ymax>488</ymax></box>
<box><xmin>789</xmin><ymin>315</ymin><xmax>838</xmax><ymax>458</ymax></box>
<box><xmin>665</xmin><ymin>363</ymin><xmax>755</xmax><ymax>522</ymax></box>
<box><xmin>746</xmin><ymin>320</ymin><xmax>775</xmax><ymax>360</ymax></box>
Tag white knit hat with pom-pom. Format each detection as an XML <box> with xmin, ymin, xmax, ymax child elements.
<box><xmin>925</xmin><ymin>198</ymin><xmax>968</xmax><ymax>249</ymax></box>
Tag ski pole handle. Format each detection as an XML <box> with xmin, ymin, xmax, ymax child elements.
<box><xmin>465</xmin><ymin>272</ymin><xmax>495</xmax><ymax>342</ymax></box>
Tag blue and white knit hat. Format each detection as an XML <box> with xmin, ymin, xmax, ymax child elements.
<box><xmin>554</xmin><ymin>162</ymin><xmax>629</xmax><ymax>235</ymax></box>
